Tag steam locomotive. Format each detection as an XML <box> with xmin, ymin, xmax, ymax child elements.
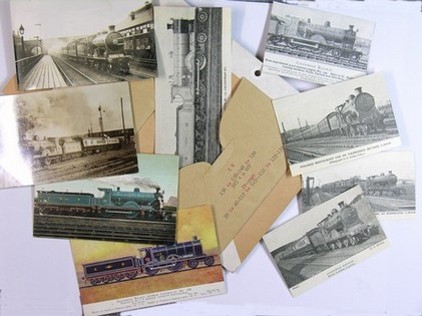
<box><xmin>82</xmin><ymin>238</ymin><xmax>215</xmax><ymax>285</ymax></box>
<box><xmin>60</xmin><ymin>3</ymin><xmax>156</xmax><ymax>77</ymax></box>
<box><xmin>267</xmin><ymin>15</ymin><xmax>363</xmax><ymax>61</ymax></box>
<box><xmin>22</xmin><ymin>134</ymin><xmax>121</xmax><ymax>167</ymax></box>
<box><xmin>278</xmin><ymin>199</ymin><xmax>378</xmax><ymax>259</ymax></box>
<box><xmin>286</xmin><ymin>87</ymin><xmax>385</xmax><ymax>142</ymax></box>
<box><xmin>34</xmin><ymin>186</ymin><xmax>174</xmax><ymax>221</ymax></box>
<box><xmin>320</xmin><ymin>171</ymin><xmax>403</xmax><ymax>197</ymax></box>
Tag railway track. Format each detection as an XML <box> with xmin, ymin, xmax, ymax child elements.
<box><xmin>33</xmin><ymin>214</ymin><xmax>175</xmax><ymax>244</ymax></box>
<box><xmin>51</xmin><ymin>55</ymin><xmax>124</xmax><ymax>85</ymax></box>
<box><xmin>266</xmin><ymin>43</ymin><xmax>368</xmax><ymax>70</ymax></box>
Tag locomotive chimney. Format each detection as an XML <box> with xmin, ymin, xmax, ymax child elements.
<box><xmin>355</xmin><ymin>87</ymin><xmax>363</xmax><ymax>94</ymax></box>
<box><xmin>338</xmin><ymin>201</ymin><xmax>345</xmax><ymax>208</ymax></box>
<box><xmin>349</xmin><ymin>25</ymin><xmax>354</xmax><ymax>30</ymax></box>
<box><xmin>108</xmin><ymin>25</ymin><xmax>115</xmax><ymax>32</ymax></box>
<box><xmin>117</xmin><ymin>187</ymin><xmax>120</xmax><ymax>191</ymax></box>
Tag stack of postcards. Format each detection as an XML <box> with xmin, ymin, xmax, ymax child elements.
<box><xmin>0</xmin><ymin>0</ymin><xmax>416</xmax><ymax>315</ymax></box>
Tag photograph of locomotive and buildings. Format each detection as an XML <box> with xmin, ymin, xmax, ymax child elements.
<box><xmin>0</xmin><ymin>81</ymin><xmax>138</xmax><ymax>187</ymax></box>
<box><xmin>300</xmin><ymin>150</ymin><xmax>416</xmax><ymax>217</ymax></box>
<box><xmin>10</xmin><ymin>0</ymin><xmax>157</xmax><ymax>91</ymax></box>
<box><xmin>33</xmin><ymin>154</ymin><xmax>179</xmax><ymax>244</ymax></box>
<box><xmin>263</xmin><ymin>186</ymin><xmax>388</xmax><ymax>297</ymax></box>
<box><xmin>273</xmin><ymin>73</ymin><xmax>401</xmax><ymax>175</ymax></box>
<box><xmin>265</xmin><ymin>2</ymin><xmax>375</xmax><ymax>70</ymax></box>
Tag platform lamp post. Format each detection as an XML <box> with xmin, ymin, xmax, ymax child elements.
<box><xmin>19</xmin><ymin>24</ymin><xmax>25</xmax><ymax>58</ymax></box>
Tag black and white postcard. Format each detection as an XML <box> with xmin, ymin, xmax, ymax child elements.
<box><xmin>33</xmin><ymin>154</ymin><xmax>179</xmax><ymax>244</ymax></box>
<box><xmin>300</xmin><ymin>150</ymin><xmax>416</xmax><ymax>219</ymax></box>
<box><xmin>154</xmin><ymin>7</ymin><xmax>231</xmax><ymax>167</ymax></box>
<box><xmin>263</xmin><ymin>2</ymin><xmax>375</xmax><ymax>84</ymax></box>
<box><xmin>273</xmin><ymin>73</ymin><xmax>401</xmax><ymax>176</ymax></box>
<box><xmin>0</xmin><ymin>82</ymin><xmax>138</xmax><ymax>189</ymax></box>
<box><xmin>263</xmin><ymin>186</ymin><xmax>389</xmax><ymax>297</ymax></box>
<box><xmin>10</xmin><ymin>0</ymin><xmax>157</xmax><ymax>91</ymax></box>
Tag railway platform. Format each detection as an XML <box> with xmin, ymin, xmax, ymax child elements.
<box><xmin>19</xmin><ymin>55</ymin><xmax>67</xmax><ymax>90</ymax></box>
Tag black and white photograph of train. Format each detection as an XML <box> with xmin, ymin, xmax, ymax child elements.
<box><xmin>300</xmin><ymin>151</ymin><xmax>416</xmax><ymax>217</ymax></box>
<box><xmin>154</xmin><ymin>7</ymin><xmax>231</xmax><ymax>167</ymax></box>
<box><xmin>33</xmin><ymin>154</ymin><xmax>179</xmax><ymax>244</ymax></box>
<box><xmin>263</xmin><ymin>186</ymin><xmax>389</xmax><ymax>297</ymax></box>
<box><xmin>0</xmin><ymin>81</ymin><xmax>138</xmax><ymax>188</ymax></box>
<box><xmin>10</xmin><ymin>0</ymin><xmax>157</xmax><ymax>91</ymax></box>
<box><xmin>263</xmin><ymin>2</ymin><xmax>375</xmax><ymax>84</ymax></box>
<box><xmin>273</xmin><ymin>73</ymin><xmax>401</xmax><ymax>176</ymax></box>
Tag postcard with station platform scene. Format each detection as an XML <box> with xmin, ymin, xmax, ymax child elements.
<box><xmin>299</xmin><ymin>150</ymin><xmax>416</xmax><ymax>219</ymax></box>
<box><xmin>0</xmin><ymin>81</ymin><xmax>138</xmax><ymax>189</ymax></box>
<box><xmin>154</xmin><ymin>7</ymin><xmax>231</xmax><ymax>167</ymax></box>
<box><xmin>262</xmin><ymin>1</ymin><xmax>375</xmax><ymax>85</ymax></box>
<box><xmin>263</xmin><ymin>186</ymin><xmax>389</xmax><ymax>297</ymax></box>
<box><xmin>33</xmin><ymin>154</ymin><xmax>179</xmax><ymax>244</ymax></box>
<box><xmin>273</xmin><ymin>72</ymin><xmax>401</xmax><ymax>176</ymax></box>
<box><xmin>10</xmin><ymin>0</ymin><xmax>157</xmax><ymax>91</ymax></box>
<box><xmin>70</xmin><ymin>204</ymin><xmax>225</xmax><ymax>316</ymax></box>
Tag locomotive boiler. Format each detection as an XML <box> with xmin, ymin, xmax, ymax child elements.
<box><xmin>267</xmin><ymin>15</ymin><xmax>362</xmax><ymax>61</ymax></box>
<box><xmin>82</xmin><ymin>238</ymin><xmax>216</xmax><ymax>285</ymax></box>
<box><xmin>34</xmin><ymin>186</ymin><xmax>174</xmax><ymax>221</ymax></box>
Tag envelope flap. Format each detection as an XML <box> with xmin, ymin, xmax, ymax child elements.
<box><xmin>220</xmin><ymin>78</ymin><xmax>282</xmax><ymax>147</ymax></box>
<box><xmin>179</xmin><ymin>162</ymin><xmax>211</xmax><ymax>209</ymax></box>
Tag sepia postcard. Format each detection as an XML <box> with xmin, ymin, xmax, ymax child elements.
<box><xmin>33</xmin><ymin>154</ymin><xmax>179</xmax><ymax>244</ymax></box>
<box><xmin>71</xmin><ymin>205</ymin><xmax>225</xmax><ymax>316</ymax></box>
<box><xmin>10</xmin><ymin>0</ymin><xmax>157</xmax><ymax>91</ymax></box>
<box><xmin>0</xmin><ymin>81</ymin><xmax>138</xmax><ymax>189</ymax></box>
<box><xmin>154</xmin><ymin>7</ymin><xmax>231</xmax><ymax>167</ymax></box>
<box><xmin>263</xmin><ymin>2</ymin><xmax>375</xmax><ymax>84</ymax></box>
<box><xmin>299</xmin><ymin>150</ymin><xmax>416</xmax><ymax>219</ymax></box>
<box><xmin>273</xmin><ymin>72</ymin><xmax>401</xmax><ymax>176</ymax></box>
<box><xmin>263</xmin><ymin>186</ymin><xmax>389</xmax><ymax>297</ymax></box>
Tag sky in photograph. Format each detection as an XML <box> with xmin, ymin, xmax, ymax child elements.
<box><xmin>15</xmin><ymin>82</ymin><xmax>133</xmax><ymax>138</ymax></box>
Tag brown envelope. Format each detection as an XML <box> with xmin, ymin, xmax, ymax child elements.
<box><xmin>179</xmin><ymin>78</ymin><xmax>301</xmax><ymax>272</ymax></box>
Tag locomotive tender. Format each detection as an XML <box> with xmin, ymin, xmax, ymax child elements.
<box><xmin>82</xmin><ymin>238</ymin><xmax>215</xmax><ymax>285</ymax></box>
<box><xmin>34</xmin><ymin>186</ymin><xmax>174</xmax><ymax>221</ymax></box>
<box><xmin>287</xmin><ymin>87</ymin><xmax>385</xmax><ymax>142</ymax></box>
<box><xmin>60</xmin><ymin>2</ymin><xmax>156</xmax><ymax>77</ymax></box>
<box><xmin>279</xmin><ymin>200</ymin><xmax>377</xmax><ymax>259</ymax></box>
<box><xmin>267</xmin><ymin>15</ymin><xmax>363</xmax><ymax>61</ymax></box>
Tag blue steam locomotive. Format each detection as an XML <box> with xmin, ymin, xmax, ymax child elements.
<box><xmin>82</xmin><ymin>238</ymin><xmax>215</xmax><ymax>285</ymax></box>
<box><xmin>34</xmin><ymin>186</ymin><xmax>175</xmax><ymax>221</ymax></box>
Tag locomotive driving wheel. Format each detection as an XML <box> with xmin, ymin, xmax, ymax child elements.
<box><xmin>144</xmin><ymin>266</ymin><xmax>159</xmax><ymax>276</ymax></box>
<box><xmin>167</xmin><ymin>254</ymin><xmax>183</xmax><ymax>272</ymax></box>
